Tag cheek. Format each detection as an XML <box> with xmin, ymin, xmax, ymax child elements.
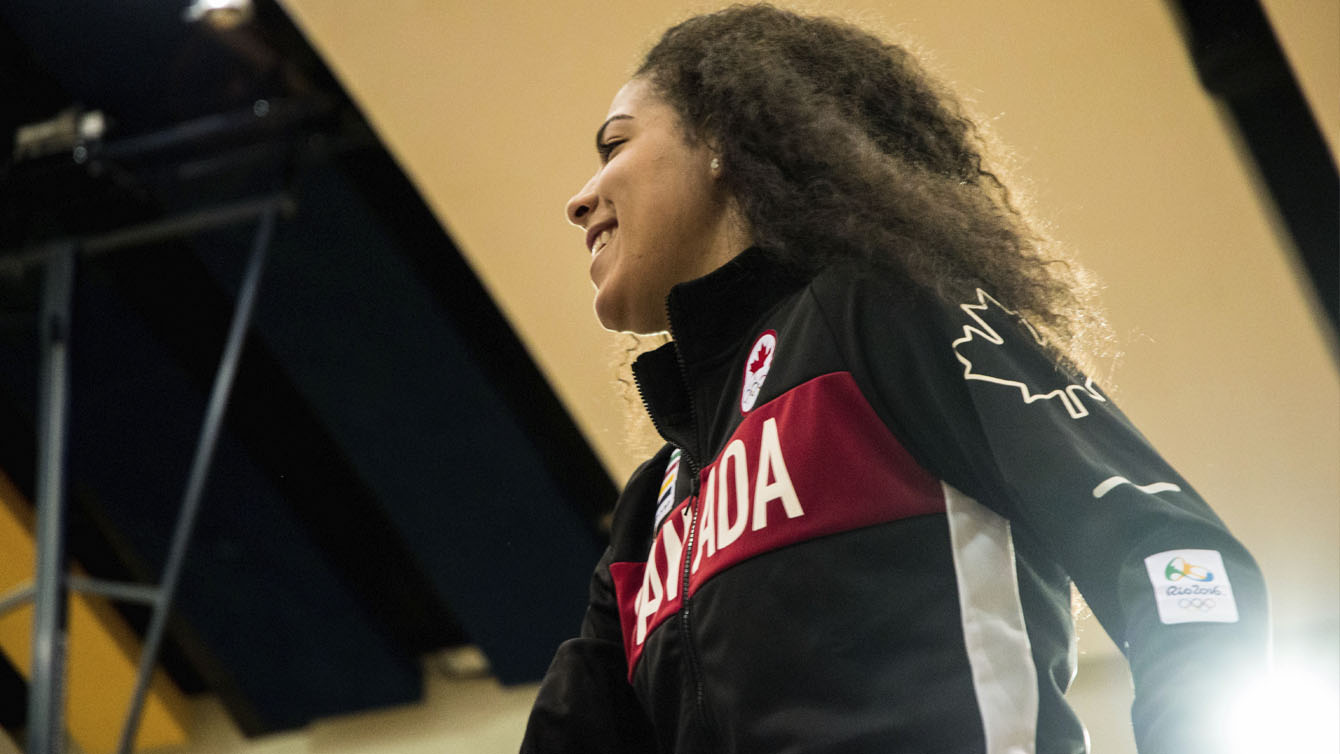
<box><xmin>605</xmin><ymin>150</ymin><xmax>715</xmax><ymax>273</ymax></box>
<box><xmin>655</xmin><ymin>177</ymin><xmax>720</xmax><ymax>256</ymax></box>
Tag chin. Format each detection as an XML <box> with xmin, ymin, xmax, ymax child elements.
<box><xmin>592</xmin><ymin>296</ymin><xmax>629</xmax><ymax>333</ymax></box>
<box><xmin>597</xmin><ymin>315</ymin><xmax>666</xmax><ymax>336</ymax></box>
<box><xmin>593</xmin><ymin>297</ymin><xmax>665</xmax><ymax>335</ymax></box>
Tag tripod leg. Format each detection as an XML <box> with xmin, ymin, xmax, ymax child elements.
<box><xmin>115</xmin><ymin>205</ymin><xmax>277</xmax><ymax>754</ymax></box>
<box><xmin>29</xmin><ymin>242</ymin><xmax>76</xmax><ymax>754</ymax></box>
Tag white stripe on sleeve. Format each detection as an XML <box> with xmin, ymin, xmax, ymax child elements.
<box><xmin>943</xmin><ymin>482</ymin><xmax>1039</xmax><ymax>754</ymax></box>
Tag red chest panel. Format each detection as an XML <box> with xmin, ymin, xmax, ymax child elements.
<box><xmin>610</xmin><ymin>371</ymin><xmax>946</xmax><ymax>678</ymax></box>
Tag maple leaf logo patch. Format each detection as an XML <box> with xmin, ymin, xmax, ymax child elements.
<box><xmin>740</xmin><ymin>330</ymin><xmax>777</xmax><ymax>413</ymax></box>
<box><xmin>951</xmin><ymin>290</ymin><xmax>1105</xmax><ymax>419</ymax></box>
<box><xmin>750</xmin><ymin>344</ymin><xmax>772</xmax><ymax>374</ymax></box>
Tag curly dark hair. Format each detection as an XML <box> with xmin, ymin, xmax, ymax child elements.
<box><xmin>636</xmin><ymin>4</ymin><xmax>1109</xmax><ymax>368</ymax></box>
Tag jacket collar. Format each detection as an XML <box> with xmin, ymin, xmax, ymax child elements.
<box><xmin>664</xmin><ymin>246</ymin><xmax>809</xmax><ymax>366</ymax></box>
<box><xmin>632</xmin><ymin>247</ymin><xmax>810</xmax><ymax>464</ymax></box>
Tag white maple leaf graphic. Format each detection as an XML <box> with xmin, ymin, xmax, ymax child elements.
<box><xmin>951</xmin><ymin>289</ymin><xmax>1106</xmax><ymax>419</ymax></box>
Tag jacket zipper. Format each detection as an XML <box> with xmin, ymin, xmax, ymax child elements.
<box><xmin>665</xmin><ymin>312</ymin><xmax>715</xmax><ymax>743</ymax></box>
<box><xmin>680</xmin><ymin>471</ymin><xmax>713</xmax><ymax>739</ymax></box>
<box><xmin>631</xmin><ymin>301</ymin><xmax>715</xmax><ymax>744</ymax></box>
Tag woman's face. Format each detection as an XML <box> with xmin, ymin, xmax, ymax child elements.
<box><xmin>565</xmin><ymin>78</ymin><xmax>746</xmax><ymax>334</ymax></box>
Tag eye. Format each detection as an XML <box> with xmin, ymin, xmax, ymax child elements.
<box><xmin>597</xmin><ymin>139</ymin><xmax>625</xmax><ymax>163</ymax></box>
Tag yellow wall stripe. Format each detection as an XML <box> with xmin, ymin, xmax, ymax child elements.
<box><xmin>0</xmin><ymin>469</ymin><xmax>189</xmax><ymax>752</ymax></box>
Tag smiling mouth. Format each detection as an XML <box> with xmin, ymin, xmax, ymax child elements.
<box><xmin>591</xmin><ymin>226</ymin><xmax>615</xmax><ymax>255</ymax></box>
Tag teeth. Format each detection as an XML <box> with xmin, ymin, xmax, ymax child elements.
<box><xmin>592</xmin><ymin>228</ymin><xmax>612</xmax><ymax>253</ymax></box>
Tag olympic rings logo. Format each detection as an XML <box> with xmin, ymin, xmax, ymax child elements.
<box><xmin>1178</xmin><ymin>598</ymin><xmax>1216</xmax><ymax>611</ymax></box>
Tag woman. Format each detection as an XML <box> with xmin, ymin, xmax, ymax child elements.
<box><xmin>523</xmin><ymin>5</ymin><xmax>1268</xmax><ymax>753</ymax></box>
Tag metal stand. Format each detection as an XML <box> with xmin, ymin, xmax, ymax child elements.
<box><xmin>1</xmin><ymin>197</ymin><xmax>284</xmax><ymax>754</ymax></box>
<box><xmin>115</xmin><ymin>203</ymin><xmax>276</xmax><ymax>754</ymax></box>
<box><xmin>28</xmin><ymin>243</ymin><xmax>75</xmax><ymax>754</ymax></box>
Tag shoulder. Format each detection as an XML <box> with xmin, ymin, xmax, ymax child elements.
<box><xmin>606</xmin><ymin>445</ymin><xmax>677</xmax><ymax>549</ymax></box>
<box><xmin>805</xmin><ymin>265</ymin><xmax>1065</xmax><ymax>371</ymax></box>
<box><xmin>612</xmin><ymin>446</ymin><xmax>676</xmax><ymax>521</ymax></box>
<box><xmin>618</xmin><ymin>444</ymin><xmax>676</xmax><ymax>497</ymax></box>
<box><xmin>802</xmin><ymin>263</ymin><xmax>963</xmax><ymax>360</ymax></box>
<box><xmin>808</xmin><ymin>262</ymin><xmax>944</xmax><ymax>317</ymax></box>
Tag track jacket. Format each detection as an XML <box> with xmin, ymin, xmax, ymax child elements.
<box><xmin>522</xmin><ymin>248</ymin><xmax>1269</xmax><ymax>754</ymax></box>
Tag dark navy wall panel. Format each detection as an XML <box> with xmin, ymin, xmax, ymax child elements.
<box><xmin>193</xmin><ymin>163</ymin><xmax>604</xmax><ymax>682</ymax></box>
<box><xmin>0</xmin><ymin>265</ymin><xmax>422</xmax><ymax>733</ymax></box>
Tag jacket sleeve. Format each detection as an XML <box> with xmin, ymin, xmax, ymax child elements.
<box><xmin>839</xmin><ymin>283</ymin><xmax>1270</xmax><ymax>754</ymax></box>
<box><xmin>520</xmin><ymin>542</ymin><xmax>657</xmax><ymax>753</ymax></box>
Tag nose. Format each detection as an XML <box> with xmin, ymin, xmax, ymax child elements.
<box><xmin>565</xmin><ymin>172</ymin><xmax>599</xmax><ymax>227</ymax></box>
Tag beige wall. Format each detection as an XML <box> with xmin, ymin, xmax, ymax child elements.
<box><xmin>279</xmin><ymin>0</ymin><xmax>1338</xmax><ymax>634</ymax></box>
<box><xmin>151</xmin><ymin>657</ymin><xmax>541</xmax><ymax>754</ymax></box>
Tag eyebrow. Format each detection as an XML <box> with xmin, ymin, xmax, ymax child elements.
<box><xmin>595</xmin><ymin>114</ymin><xmax>634</xmax><ymax>148</ymax></box>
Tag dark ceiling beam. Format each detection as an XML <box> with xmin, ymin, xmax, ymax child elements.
<box><xmin>334</xmin><ymin>145</ymin><xmax>620</xmax><ymax>531</ymax></box>
<box><xmin>1167</xmin><ymin>0</ymin><xmax>1339</xmax><ymax>339</ymax></box>
<box><xmin>98</xmin><ymin>233</ymin><xmax>468</xmax><ymax>654</ymax></box>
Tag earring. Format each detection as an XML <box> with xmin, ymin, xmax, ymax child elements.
<box><xmin>710</xmin><ymin>157</ymin><xmax>721</xmax><ymax>172</ymax></box>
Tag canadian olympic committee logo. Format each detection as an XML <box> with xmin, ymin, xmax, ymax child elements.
<box><xmin>740</xmin><ymin>330</ymin><xmax>777</xmax><ymax>414</ymax></box>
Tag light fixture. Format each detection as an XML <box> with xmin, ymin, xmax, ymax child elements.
<box><xmin>182</xmin><ymin>0</ymin><xmax>253</xmax><ymax>30</ymax></box>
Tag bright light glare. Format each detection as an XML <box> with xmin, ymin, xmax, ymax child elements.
<box><xmin>1224</xmin><ymin>666</ymin><xmax>1340</xmax><ymax>754</ymax></box>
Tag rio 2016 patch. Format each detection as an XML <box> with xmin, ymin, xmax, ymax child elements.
<box><xmin>1143</xmin><ymin>549</ymin><xmax>1239</xmax><ymax>624</ymax></box>
<box><xmin>740</xmin><ymin>330</ymin><xmax>777</xmax><ymax>414</ymax></box>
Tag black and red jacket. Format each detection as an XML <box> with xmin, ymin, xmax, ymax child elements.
<box><xmin>522</xmin><ymin>248</ymin><xmax>1269</xmax><ymax>754</ymax></box>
